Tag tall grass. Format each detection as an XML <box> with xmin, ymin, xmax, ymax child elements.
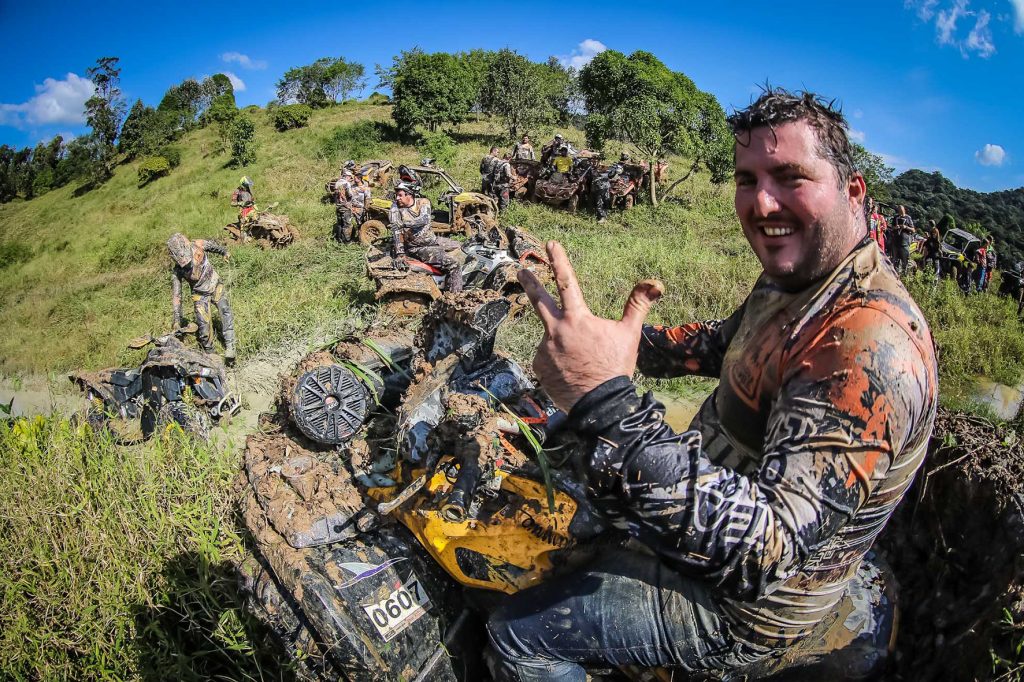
<box><xmin>0</xmin><ymin>416</ymin><xmax>290</xmax><ymax>680</ymax></box>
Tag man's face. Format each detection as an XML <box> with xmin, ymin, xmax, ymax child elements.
<box><xmin>733</xmin><ymin>121</ymin><xmax>865</xmax><ymax>291</ymax></box>
<box><xmin>396</xmin><ymin>189</ymin><xmax>414</xmax><ymax>208</ymax></box>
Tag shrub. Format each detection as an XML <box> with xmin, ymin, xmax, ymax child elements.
<box><xmin>272</xmin><ymin>104</ymin><xmax>312</xmax><ymax>132</ymax></box>
<box><xmin>137</xmin><ymin>156</ymin><xmax>171</xmax><ymax>186</ymax></box>
<box><xmin>417</xmin><ymin>130</ymin><xmax>456</xmax><ymax>168</ymax></box>
<box><xmin>320</xmin><ymin>120</ymin><xmax>385</xmax><ymax>161</ymax></box>
<box><xmin>159</xmin><ymin>145</ymin><xmax>182</xmax><ymax>168</ymax></box>
<box><xmin>0</xmin><ymin>240</ymin><xmax>33</xmax><ymax>269</ymax></box>
<box><xmin>365</xmin><ymin>92</ymin><xmax>390</xmax><ymax>105</ymax></box>
<box><xmin>229</xmin><ymin>115</ymin><xmax>257</xmax><ymax>166</ymax></box>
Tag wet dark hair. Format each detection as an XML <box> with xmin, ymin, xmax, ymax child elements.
<box><xmin>728</xmin><ymin>87</ymin><xmax>858</xmax><ymax>186</ymax></box>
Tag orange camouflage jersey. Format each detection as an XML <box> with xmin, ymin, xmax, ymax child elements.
<box><xmin>567</xmin><ymin>238</ymin><xmax>938</xmax><ymax>648</ymax></box>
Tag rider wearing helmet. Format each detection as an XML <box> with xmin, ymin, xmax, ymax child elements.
<box><xmin>489</xmin><ymin>152</ymin><xmax>514</xmax><ymax>213</ymax></box>
<box><xmin>541</xmin><ymin>133</ymin><xmax>564</xmax><ymax>165</ymax></box>
<box><xmin>167</xmin><ymin>232</ymin><xmax>236</xmax><ymax>362</ymax></box>
<box><xmin>480</xmin><ymin>147</ymin><xmax>499</xmax><ymax>195</ymax></box>
<box><xmin>388</xmin><ymin>182</ymin><xmax>463</xmax><ymax>292</ymax></box>
<box><xmin>590</xmin><ymin>163</ymin><xmax>621</xmax><ymax>223</ymax></box>
<box><xmin>231</xmin><ymin>177</ymin><xmax>255</xmax><ymax>228</ymax></box>
<box><xmin>333</xmin><ymin>168</ymin><xmax>360</xmax><ymax>243</ymax></box>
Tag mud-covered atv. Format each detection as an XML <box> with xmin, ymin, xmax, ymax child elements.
<box><xmin>356</xmin><ymin>165</ymin><xmax>498</xmax><ymax>246</ymax></box>
<box><xmin>69</xmin><ymin>326</ymin><xmax>240</xmax><ymax>441</ymax></box>
<box><xmin>531</xmin><ymin>156</ymin><xmax>598</xmax><ymax>213</ymax></box>
<box><xmin>225</xmin><ymin>202</ymin><xmax>299</xmax><ymax>249</ymax></box>
<box><xmin>239</xmin><ymin>293</ymin><xmax>899</xmax><ymax>681</ymax></box>
<box><xmin>364</xmin><ymin>223</ymin><xmax>551</xmax><ymax>317</ymax></box>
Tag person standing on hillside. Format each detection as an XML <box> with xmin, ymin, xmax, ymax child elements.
<box><xmin>487</xmin><ymin>89</ymin><xmax>938</xmax><ymax>680</ymax></box>
<box><xmin>490</xmin><ymin>154</ymin><xmax>514</xmax><ymax>212</ymax></box>
<box><xmin>868</xmin><ymin>200</ymin><xmax>888</xmax><ymax>253</ymax></box>
<box><xmin>480</xmin><ymin>147</ymin><xmax>499</xmax><ymax>195</ymax></box>
<box><xmin>332</xmin><ymin>168</ymin><xmax>356</xmax><ymax>243</ymax></box>
<box><xmin>923</xmin><ymin>224</ymin><xmax>942</xmax><ymax>280</ymax></box>
<box><xmin>167</xmin><ymin>233</ymin><xmax>236</xmax><ymax>363</ymax></box>
<box><xmin>984</xmin><ymin>237</ymin><xmax>997</xmax><ymax>291</ymax></box>
<box><xmin>590</xmin><ymin>164</ymin><xmax>620</xmax><ymax>223</ymax></box>
<box><xmin>389</xmin><ymin>182</ymin><xmax>463</xmax><ymax>292</ymax></box>
<box><xmin>540</xmin><ymin>133</ymin><xmax>565</xmax><ymax>165</ymax></box>
<box><xmin>512</xmin><ymin>134</ymin><xmax>535</xmax><ymax>161</ymax></box>
<box><xmin>891</xmin><ymin>205</ymin><xmax>916</xmax><ymax>273</ymax></box>
<box><xmin>230</xmin><ymin>177</ymin><xmax>255</xmax><ymax>229</ymax></box>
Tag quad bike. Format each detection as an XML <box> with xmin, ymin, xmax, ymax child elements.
<box><xmin>357</xmin><ymin>165</ymin><xmax>498</xmax><ymax>246</ymax></box>
<box><xmin>364</xmin><ymin>223</ymin><xmax>551</xmax><ymax>317</ymax></box>
<box><xmin>68</xmin><ymin>324</ymin><xmax>240</xmax><ymax>442</ymax></box>
<box><xmin>530</xmin><ymin>157</ymin><xmax>599</xmax><ymax>213</ymax></box>
<box><xmin>239</xmin><ymin>293</ymin><xmax>899</xmax><ymax>681</ymax></box>
<box><xmin>606</xmin><ymin>161</ymin><xmax>669</xmax><ymax>210</ymax></box>
<box><xmin>225</xmin><ymin>202</ymin><xmax>299</xmax><ymax>249</ymax></box>
<box><xmin>325</xmin><ymin>160</ymin><xmax>395</xmax><ymax>204</ymax></box>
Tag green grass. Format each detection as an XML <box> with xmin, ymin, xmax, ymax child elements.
<box><xmin>0</xmin><ymin>416</ymin><xmax>291</xmax><ymax>680</ymax></box>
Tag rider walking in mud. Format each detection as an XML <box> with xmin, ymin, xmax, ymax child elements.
<box><xmin>389</xmin><ymin>182</ymin><xmax>463</xmax><ymax>292</ymax></box>
<box><xmin>488</xmin><ymin>88</ymin><xmax>938</xmax><ymax>680</ymax></box>
<box><xmin>167</xmin><ymin>232</ymin><xmax>237</xmax><ymax>363</ymax></box>
<box><xmin>590</xmin><ymin>164</ymin><xmax>620</xmax><ymax>223</ymax></box>
<box><xmin>480</xmin><ymin>147</ymin><xmax>499</xmax><ymax>196</ymax></box>
<box><xmin>490</xmin><ymin>153</ymin><xmax>514</xmax><ymax>213</ymax></box>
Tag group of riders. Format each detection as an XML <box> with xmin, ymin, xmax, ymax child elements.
<box><xmin>866</xmin><ymin>197</ymin><xmax>1008</xmax><ymax>297</ymax></box>
<box><xmin>480</xmin><ymin>132</ymin><xmax>631</xmax><ymax>222</ymax></box>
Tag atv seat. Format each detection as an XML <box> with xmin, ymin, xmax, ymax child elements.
<box><xmin>408</xmin><ymin>259</ymin><xmax>443</xmax><ymax>276</ymax></box>
<box><xmin>730</xmin><ymin>551</ymin><xmax>897</xmax><ymax>681</ymax></box>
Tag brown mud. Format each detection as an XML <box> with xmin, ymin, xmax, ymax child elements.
<box><xmin>878</xmin><ymin>408</ymin><xmax>1024</xmax><ymax>681</ymax></box>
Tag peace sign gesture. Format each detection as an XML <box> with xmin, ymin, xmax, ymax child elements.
<box><xmin>517</xmin><ymin>241</ymin><xmax>664</xmax><ymax>411</ymax></box>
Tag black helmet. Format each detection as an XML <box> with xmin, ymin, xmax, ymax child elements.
<box><xmin>620</xmin><ymin>152</ymin><xmax>631</xmax><ymax>162</ymax></box>
<box><xmin>343</xmin><ymin>160</ymin><xmax>356</xmax><ymax>171</ymax></box>
<box><xmin>395</xmin><ymin>181</ymin><xmax>419</xmax><ymax>196</ymax></box>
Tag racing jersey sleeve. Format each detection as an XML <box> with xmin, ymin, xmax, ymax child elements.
<box><xmin>197</xmin><ymin>240</ymin><xmax>227</xmax><ymax>257</ymax></box>
<box><xmin>389</xmin><ymin>204</ymin><xmax>404</xmax><ymax>257</ymax></box>
<box><xmin>171</xmin><ymin>269</ymin><xmax>183</xmax><ymax>328</ymax></box>
<box><xmin>567</xmin><ymin>303</ymin><xmax>933</xmax><ymax>601</ymax></box>
<box><xmin>636</xmin><ymin>302</ymin><xmax>746</xmax><ymax>379</ymax></box>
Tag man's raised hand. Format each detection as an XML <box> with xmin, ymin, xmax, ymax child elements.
<box><xmin>516</xmin><ymin>240</ymin><xmax>664</xmax><ymax>411</ymax></box>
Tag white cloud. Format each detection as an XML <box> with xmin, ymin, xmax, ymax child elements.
<box><xmin>852</xmin><ymin>109</ymin><xmax>864</xmax><ymax>119</ymax></box>
<box><xmin>223</xmin><ymin>71</ymin><xmax>246</xmax><ymax>93</ymax></box>
<box><xmin>966</xmin><ymin>10</ymin><xmax>995</xmax><ymax>56</ymax></box>
<box><xmin>849</xmin><ymin>129</ymin><xmax>866</xmax><ymax>143</ymax></box>
<box><xmin>936</xmin><ymin>0</ymin><xmax>967</xmax><ymax>44</ymax></box>
<box><xmin>0</xmin><ymin>73</ymin><xmax>94</xmax><ymax>129</ymax></box>
<box><xmin>558</xmin><ymin>39</ymin><xmax>607</xmax><ymax>70</ymax></box>
<box><xmin>975</xmin><ymin>143</ymin><xmax>1006</xmax><ymax>166</ymax></box>
<box><xmin>909</xmin><ymin>0</ymin><xmax>998</xmax><ymax>58</ymax></box>
<box><xmin>1011</xmin><ymin>0</ymin><xmax>1024</xmax><ymax>33</ymax></box>
<box><xmin>221</xmin><ymin>52</ymin><xmax>267</xmax><ymax>70</ymax></box>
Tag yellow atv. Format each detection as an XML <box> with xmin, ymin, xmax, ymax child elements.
<box><xmin>238</xmin><ymin>293</ymin><xmax>898</xmax><ymax>681</ymax></box>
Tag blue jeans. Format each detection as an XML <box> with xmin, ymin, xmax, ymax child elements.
<box><xmin>486</xmin><ymin>550</ymin><xmax>771</xmax><ymax>681</ymax></box>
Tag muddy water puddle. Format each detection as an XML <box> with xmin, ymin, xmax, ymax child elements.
<box><xmin>653</xmin><ymin>391</ymin><xmax>706</xmax><ymax>432</ymax></box>
<box><xmin>0</xmin><ymin>375</ymin><xmax>80</xmax><ymax>418</ymax></box>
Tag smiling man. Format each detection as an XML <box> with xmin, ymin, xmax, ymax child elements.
<box><xmin>486</xmin><ymin>89</ymin><xmax>939</xmax><ymax>680</ymax></box>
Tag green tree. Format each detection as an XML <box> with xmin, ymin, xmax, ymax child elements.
<box><xmin>229</xmin><ymin>115</ymin><xmax>256</xmax><ymax>166</ymax></box>
<box><xmin>278</xmin><ymin>57</ymin><xmax>365</xmax><ymax>107</ymax></box>
<box><xmin>84</xmin><ymin>56</ymin><xmax>126</xmax><ymax>181</ymax></box>
<box><xmin>579</xmin><ymin>50</ymin><xmax>732</xmax><ymax>205</ymax></box>
<box><xmin>383</xmin><ymin>49</ymin><xmax>475</xmax><ymax>132</ymax></box>
<box><xmin>539</xmin><ymin>57</ymin><xmax>580</xmax><ymax>124</ymax></box>
<box><xmin>158</xmin><ymin>79</ymin><xmax>204</xmax><ymax>132</ymax></box>
<box><xmin>852</xmin><ymin>142</ymin><xmax>894</xmax><ymax>203</ymax></box>
<box><xmin>456</xmin><ymin>49</ymin><xmax>496</xmax><ymax>119</ymax></box>
<box><xmin>324</xmin><ymin>59</ymin><xmax>366</xmax><ymax>103</ymax></box>
<box><xmin>480</xmin><ymin>49</ymin><xmax>554</xmax><ymax>141</ymax></box>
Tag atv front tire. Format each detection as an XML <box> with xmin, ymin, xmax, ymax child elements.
<box><xmin>359</xmin><ymin>220</ymin><xmax>387</xmax><ymax>246</ymax></box>
<box><xmin>290</xmin><ymin>364</ymin><xmax>372</xmax><ymax>445</ymax></box>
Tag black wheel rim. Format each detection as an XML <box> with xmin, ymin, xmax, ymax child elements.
<box><xmin>291</xmin><ymin>364</ymin><xmax>368</xmax><ymax>444</ymax></box>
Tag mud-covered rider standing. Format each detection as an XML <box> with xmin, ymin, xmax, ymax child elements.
<box><xmin>389</xmin><ymin>183</ymin><xmax>463</xmax><ymax>293</ymax></box>
<box><xmin>480</xmin><ymin>146</ymin><xmax>499</xmax><ymax>196</ymax></box>
<box><xmin>512</xmin><ymin>134</ymin><xmax>535</xmax><ymax>161</ymax></box>
<box><xmin>168</xmin><ymin>232</ymin><xmax>237</xmax><ymax>362</ymax></box>
<box><xmin>590</xmin><ymin>163</ymin><xmax>620</xmax><ymax>223</ymax></box>
<box><xmin>488</xmin><ymin>89</ymin><xmax>938</xmax><ymax>680</ymax></box>
<box><xmin>333</xmin><ymin>166</ymin><xmax>369</xmax><ymax>243</ymax></box>
<box><xmin>490</xmin><ymin>153</ymin><xmax>514</xmax><ymax>213</ymax></box>
<box><xmin>230</xmin><ymin>177</ymin><xmax>255</xmax><ymax>230</ymax></box>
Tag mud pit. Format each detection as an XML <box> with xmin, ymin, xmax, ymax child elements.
<box><xmin>878</xmin><ymin>408</ymin><xmax>1024</xmax><ymax>681</ymax></box>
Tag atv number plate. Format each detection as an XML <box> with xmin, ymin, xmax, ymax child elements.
<box><xmin>362</xmin><ymin>575</ymin><xmax>430</xmax><ymax>641</ymax></box>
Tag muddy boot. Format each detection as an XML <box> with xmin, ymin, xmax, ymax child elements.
<box><xmin>224</xmin><ymin>344</ymin><xmax>236</xmax><ymax>365</ymax></box>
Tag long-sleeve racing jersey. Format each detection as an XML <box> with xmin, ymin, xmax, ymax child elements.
<box><xmin>566</xmin><ymin>239</ymin><xmax>938</xmax><ymax>647</ymax></box>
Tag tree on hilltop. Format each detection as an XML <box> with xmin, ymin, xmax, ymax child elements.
<box><xmin>278</xmin><ymin>57</ymin><xmax>365</xmax><ymax>107</ymax></box>
<box><xmin>579</xmin><ymin>50</ymin><xmax>732</xmax><ymax>205</ymax></box>
<box><xmin>84</xmin><ymin>56</ymin><xmax>126</xmax><ymax>182</ymax></box>
<box><xmin>381</xmin><ymin>49</ymin><xmax>475</xmax><ymax>133</ymax></box>
<box><xmin>480</xmin><ymin>49</ymin><xmax>555</xmax><ymax>141</ymax></box>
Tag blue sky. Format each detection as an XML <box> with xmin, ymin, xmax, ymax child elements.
<box><xmin>1</xmin><ymin>0</ymin><xmax>1021</xmax><ymax>192</ymax></box>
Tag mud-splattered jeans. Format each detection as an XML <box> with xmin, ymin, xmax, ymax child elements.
<box><xmin>486</xmin><ymin>550</ymin><xmax>771</xmax><ymax>681</ymax></box>
<box><xmin>193</xmin><ymin>282</ymin><xmax>236</xmax><ymax>353</ymax></box>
